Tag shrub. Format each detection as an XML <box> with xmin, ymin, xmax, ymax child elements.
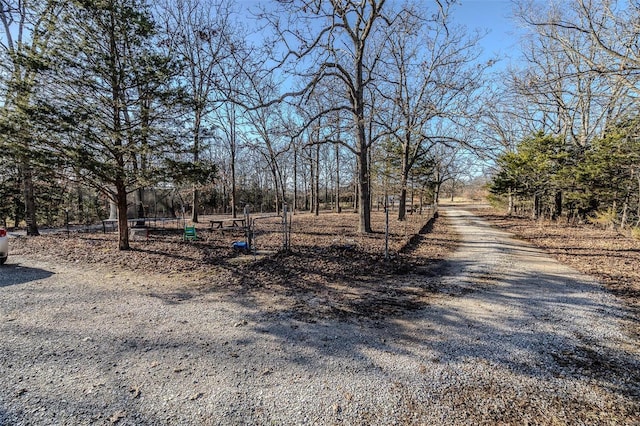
<box><xmin>589</xmin><ymin>209</ymin><xmax>617</xmax><ymax>229</ymax></box>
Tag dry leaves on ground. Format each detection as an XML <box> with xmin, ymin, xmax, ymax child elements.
<box><xmin>10</xmin><ymin>210</ymin><xmax>459</xmax><ymax>321</ymax></box>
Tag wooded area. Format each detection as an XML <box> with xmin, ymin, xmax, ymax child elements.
<box><xmin>487</xmin><ymin>0</ymin><xmax>640</xmax><ymax>230</ymax></box>
<box><xmin>0</xmin><ymin>0</ymin><xmax>480</xmax><ymax>250</ymax></box>
<box><xmin>2</xmin><ymin>0</ymin><xmax>638</xmax><ymax>250</ymax></box>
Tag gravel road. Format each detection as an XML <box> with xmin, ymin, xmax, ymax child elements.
<box><xmin>0</xmin><ymin>207</ymin><xmax>638</xmax><ymax>425</ymax></box>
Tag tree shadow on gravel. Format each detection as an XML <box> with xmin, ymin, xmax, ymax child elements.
<box><xmin>398</xmin><ymin>215</ymin><xmax>437</xmax><ymax>254</ymax></box>
<box><xmin>235</xmin><ymin>262</ymin><xmax>640</xmax><ymax>419</ymax></box>
<box><xmin>220</xmin><ymin>247</ymin><xmax>443</xmax><ymax>320</ymax></box>
<box><xmin>0</xmin><ymin>264</ymin><xmax>54</xmax><ymax>287</ymax></box>
<box><xmin>3</xmin><ymin>209</ymin><xmax>638</xmax><ymax>425</ymax></box>
<box><xmin>2</xmin><ymin>257</ymin><xmax>638</xmax><ymax>425</ymax></box>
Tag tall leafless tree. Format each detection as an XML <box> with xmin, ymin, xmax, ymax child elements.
<box><xmin>376</xmin><ymin>3</ymin><xmax>487</xmax><ymax>220</ymax></box>
<box><xmin>158</xmin><ymin>0</ymin><xmax>236</xmax><ymax>222</ymax></box>
<box><xmin>512</xmin><ymin>0</ymin><xmax>635</xmax><ymax>143</ymax></box>
<box><xmin>259</xmin><ymin>0</ymin><xmax>411</xmax><ymax>233</ymax></box>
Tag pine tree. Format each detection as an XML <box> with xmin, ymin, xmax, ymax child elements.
<box><xmin>40</xmin><ymin>0</ymin><xmax>180</xmax><ymax>250</ymax></box>
<box><xmin>0</xmin><ymin>0</ymin><xmax>61</xmax><ymax>235</ymax></box>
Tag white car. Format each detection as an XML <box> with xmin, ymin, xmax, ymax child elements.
<box><xmin>0</xmin><ymin>228</ymin><xmax>8</xmax><ymax>265</ymax></box>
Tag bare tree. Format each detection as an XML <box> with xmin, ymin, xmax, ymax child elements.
<box><xmin>158</xmin><ymin>0</ymin><xmax>236</xmax><ymax>222</ymax></box>
<box><xmin>518</xmin><ymin>0</ymin><xmax>640</xmax><ymax>96</ymax></box>
<box><xmin>259</xmin><ymin>0</ymin><xmax>410</xmax><ymax>233</ymax></box>
<box><xmin>512</xmin><ymin>0</ymin><xmax>635</xmax><ymax>143</ymax></box>
<box><xmin>239</xmin><ymin>72</ymin><xmax>290</xmax><ymax>215</ymax></box>
<box><xmin>376</xmin><ymin>4</ymin><xmax>487</xmax><ymax>220</ymax></box>
<box><xmin>213</xmin><ymin>102</ymin><xmax>241</xmax><ymax>217</ymax></box>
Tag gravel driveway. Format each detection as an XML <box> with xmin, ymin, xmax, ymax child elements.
<box><xmin>1</xmin><ymin>207</ymin><xmax>638</xmax><ymax>425</ymax></box>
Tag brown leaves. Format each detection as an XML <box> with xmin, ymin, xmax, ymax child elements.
<box><xmin>12</xmin><ymin>211</ymin><xmax>459</xmax><ymax>321</ymax></box>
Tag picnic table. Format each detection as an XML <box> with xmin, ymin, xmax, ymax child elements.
<box><xmin>209</xmin><ymin>218</ymin><xmax>246</xmax><ymax>231</ymax></box>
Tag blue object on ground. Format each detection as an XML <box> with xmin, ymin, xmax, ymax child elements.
<box><xmin>232</xmin><ymin>241</ymin><xmax>248</xmax><ymax>250</ymax></box>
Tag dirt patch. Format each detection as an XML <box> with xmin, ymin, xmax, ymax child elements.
<box><xmin>9</xmin><ymin>210</ymin><xmax>459</xmax><ymax>321</ymax></box>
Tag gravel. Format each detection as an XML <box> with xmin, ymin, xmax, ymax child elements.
<box><xmin>0</xmin><ymin>207</ymin><xmax>638</xmax><ymax>425</ymax></box>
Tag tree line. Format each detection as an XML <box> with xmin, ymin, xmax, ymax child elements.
<box><xmin>487</xmin><ymin>0</ymin><xmax>640</xmax><ymax>230</ymax></box>
<box><xmin>1</xmin><ymin>0</ymin><xmax>483</xmax><ymax>249</ymax></box>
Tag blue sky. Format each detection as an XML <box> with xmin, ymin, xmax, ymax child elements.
<box><xmin>240</xmin><ymin>0</ymin><xmax>525</xmax><ymax>70</ymax></box>
<box><xmin>451</xmin><ymin>0</ymin><xmax>523</xmax><ymax>69</ymax></box>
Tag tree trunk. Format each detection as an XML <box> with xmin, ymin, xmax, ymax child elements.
<box><xmin>314</xmin><ymin>144</ymin><xmax>320</xmax><ymax>216</ymax></box>
<box><xmin>397</xmin><ymin>135</ymin><xmax>410</xmax><ymax>221</ymax></box>
<box><xmin>398</xmin><ymin>170</ymin><xmax>409</xmax><ymax>222</ymax></box>
<box><xmin>115</xmin><ymin>179</ymin><xmax>130</xmax><ymax>250</ymax></box>
<box><xmin>357</xmin><ymin>148</ymin><xmax>371</xmax><ymax>232</ymax></box>
<box><xmin>191</xmin><ymin>187</ymin><xmax>199</xmax><ymax>223</ymax></box>
<box><xmin>269</xmin><ymin>164</ymin><xmax>280</xmax><ymax>215</ymax></box>
<box><xmin>230</xmin><ymin>112</ymin><xmax>238</xmax><ymax>219</ymax></box>
<box><xmin>293</xmin><ymin>146</ymin><xmax>298</xmax><ymax>214</ymax></box>
<box><xmin>22</xmin><ymin>163</ymin><xmax>40</xmax><ymax>236</ymax></box>
<box><xmin>309</xmin><ymin>151</ymin><xmax>315</xmax><ymax>213</ymax></box>
<box><xmin>533</xmin><ymin>193</ymin><xmax>541</xmax><ymax>220</ymax></box>
<box><xmin>450</xmin><ymin>180</ymin><xmax>455</xmax><ymax>202</ymax></box>
<box><xmin>231</xmin><ymin>160</ymin><xmax>237</xmax><ymax>218</ymax></box>
<box><xmin>191</xmin><ymin>110</ymin><xmax>202</xmax><ymax>223</ymax></box>
<box><xmin>507</xmin><ymin>187</ymin><xmax>514</xmax><ymax>216</ymax></box>
<box><xmin>353</xmin><ymin>162</ymin><xmax>358</xmax><ymax>213</ymax></box>
<box><xmin>553</xmin><ymin>191</ymin><xmax>562</xmax><ymax>221</ymax></box>
<box><xmin>335</xmin><ymin>144</ymin><xmax>341</xmax><ymax>213</ymax></box>
<box><xmin>136</xmin><ymin>187</ymin><xmax>145</xmax><ymax>219</ymax></box>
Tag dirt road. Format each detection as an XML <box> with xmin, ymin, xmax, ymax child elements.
<box><xmin>0</xmin><ymin>207</ymin><xmax>638</xmax><ymax>425</ymax></box>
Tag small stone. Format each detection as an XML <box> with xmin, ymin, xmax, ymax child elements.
<box><xmin>129</xmin><ymin>386</ymin><xmax>141</xmax><ymax>399</ymax></box>
<box><xmin>189</xmin><ymin>392</ymin><xmax>203</xmax><ymax>401</ymax></box>
<box><xmin>108</xmin><ymin>411</ymin><xmax>126</xmax><ymax>424</ymax></box>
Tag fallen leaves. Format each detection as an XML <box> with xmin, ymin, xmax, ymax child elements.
<box><xmin>11</xmin><ymin>211</ymin><xmax>459</xmax><ymax>321</ymax></box>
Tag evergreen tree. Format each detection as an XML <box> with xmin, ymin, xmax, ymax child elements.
<box><xmin>0</xmin><ymin>0</ymin><xmax>61</xmax><ymax>235</ymax></box>
<box><xmin>39</xmin><ymin>0</ymin><xmax>181</xmax><ymax>250</ymax></box>
<box><xmin>576</xmin><ymin>119</ymin><xmax>640</xmax><ymax>226</ymax></box>
<box><xmin>490</xmin><ymin>132</ymin><xmax>569</xmax><ymax>219</ymax></box>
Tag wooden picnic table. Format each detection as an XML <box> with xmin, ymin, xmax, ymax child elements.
<box><xmin>126</xmin><ymin>218</ymin><xmax>180</xmax><ymax>228</ymax></box>
<box><xmin>209</xmin><ymin>218</ymin><xmax>246</xmax><ymax>230</ymax></box>
<box><xmin>101</xmin><ymin>218</ymin><xmax>181</xmax><ymax>235</ymax></box>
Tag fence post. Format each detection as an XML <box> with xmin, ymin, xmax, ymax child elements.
<box><xmin>282</xmin><ymin>203</ymin><xmax>291</xmax><ymax>251</ymax></box>
<box><xmin>244</xmin><ymin>205</ymin><xmax>252</xmax><ymax>251</ymax></box>
<box><xmin>384</xmin><ymin>201</ymin><xmax>390</xmax><ymax>260</ymax></box>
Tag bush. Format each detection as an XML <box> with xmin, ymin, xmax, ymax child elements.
<box><xmin>589</xmin><ymin>209</ymin><xmax>617</xmax><ymax>229</ymax></box>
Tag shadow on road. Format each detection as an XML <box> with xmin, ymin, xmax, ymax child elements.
<box><xmin>0</xmin><ymin>263</ymin><xmax>54</xmax><ymax>287</ymax></box>
<box><xmin>1</xmin><ymin>206</ymin><xmax>638</xmax><ymax>424</ymax></box>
